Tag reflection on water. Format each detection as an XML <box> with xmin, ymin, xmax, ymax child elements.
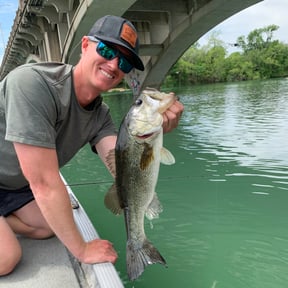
<box><xmin>62</xmin><ymin>79</ymin><xmax>288</xmax><ymax>288</ymax></box>
<box><xmin>180</xmin><ymin>79</ymin><xmax>288</xmax><ymax>170</ymax></box>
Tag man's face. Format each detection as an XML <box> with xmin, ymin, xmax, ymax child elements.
<box><xmin>81</xmin><ymin>37</ymin><xmax>126</xmax><ymax>92</ymax></box>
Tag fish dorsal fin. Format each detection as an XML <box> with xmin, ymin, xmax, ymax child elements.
<box><xmin>145</xmin><ymin>193</ymin><xmax>163</xmax><ymax>220</ymax></box>
<box><xmin>160</xmin><ymin>147</ymin><xmax>175</xmax><ymax>165</ymax></box>
<box><xmin>105</xmin><ymin>149</ymin><xmax>116</xmax><ymax>178</ymax></box>
<box><xmin>104</xmin><ymin>183</ymin><xmax>123</xmax><ymax>215</ymax></box>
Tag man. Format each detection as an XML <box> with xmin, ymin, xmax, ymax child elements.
<box><xmin>0</xmin><ymin>15</ymin><xmax>183</xmax><ymax>275</ymax></box>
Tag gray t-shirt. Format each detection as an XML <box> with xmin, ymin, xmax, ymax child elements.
<box><xmin>0</xmin><ymin>62</ymin><xmax>117</xmax><ymax>189</ymax></box>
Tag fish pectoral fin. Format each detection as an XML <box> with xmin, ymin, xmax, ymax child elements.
<box><xmin>145</xmin><ymin>193</ymin><xmax>163</xmax><ymax>220</ymax></box>
<box><xmin>104</xmin><ymin>183</ymin><xmax>123</xmax><ymax>215</ymax></box>
<box><xmin>160</xmin><ymin>147</ymin><xmax>175</xmax><ymax>165</ymax></box>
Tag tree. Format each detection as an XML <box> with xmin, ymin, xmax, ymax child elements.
<box><xmin>162</xmin><ymin>24</ymin><xmax>288</xmax><ymax>87</ymax></box>
<box><xmin>236</xmin><ymin>24</ymin><xmax>279</xmax><ymax>52</ymax></box>
<box><xmin>225</xmin><ymin>52</ymin><xmax>256</xmax><ymax>81</ymax></box>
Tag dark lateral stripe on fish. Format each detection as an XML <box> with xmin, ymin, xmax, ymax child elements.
<box><xmin>140</xmin><ymin>143</ymin><xmax>154</xmax><ymax>170</ymax></box>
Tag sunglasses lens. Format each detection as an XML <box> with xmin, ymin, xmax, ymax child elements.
<box><xmin>96</xmin><ymin>42</ymin><xmax>133</xmax><ymax>73</ymax></box>
<box><xmin>97</xmin><ymin>42</ymin><xmax>117</xmax><ymax>60</ymax></box>
<box><xmin>118</xmin><ymin>58</ymin><xmax>133</xmax><ymax>73</ymax></box>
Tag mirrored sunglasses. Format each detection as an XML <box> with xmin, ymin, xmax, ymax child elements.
<box><xmin>96</xmin><ymin>41</ymin><xmax>134</xmax><ymax>74</ymax></box>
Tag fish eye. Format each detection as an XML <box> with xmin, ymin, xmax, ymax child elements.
<box><xmin>135</xmin><ymin>99</ymin><xmax>142</xmax><ymax>106</ymax></box>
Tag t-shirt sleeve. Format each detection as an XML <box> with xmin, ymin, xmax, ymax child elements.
<box><xmin>4</xmin><ymin>66</ymin><xmax>58</xmax><ymax>148</ymax></box>
<box><xmin>89</xmin><ymin>104</ymin><xmax>117</xmax><ymax>154</ymax></box>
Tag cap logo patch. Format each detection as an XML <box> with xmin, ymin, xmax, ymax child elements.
<box><xmin>120</xmin><ymin>23</ymin><xmax>137</xmax><ymax>48</ymax></box>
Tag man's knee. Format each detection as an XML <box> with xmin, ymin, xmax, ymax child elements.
<box><xmin>32</xmin><ymin>227</ymin><xmax>54</xmax><ymax>239</ymax></box>
<box><xmin>6</xmin><ymin>213</ymin><xmax>54</xmax><ymax>239</ymax></box>
<box><xmin>0</xmin><ymin>244</ymin><xmax>22</xmax><ymax>276</ymax></box>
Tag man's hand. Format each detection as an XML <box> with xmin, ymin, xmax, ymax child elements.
<box><xmin>78</xmin><ymin>239</ymin><xmax>118</xmax><ymax>264</ymax></box>
<box><xmin>163</xmin><ymin>95</ymin><xmax>184</xmax><ymax>133</ymax></box>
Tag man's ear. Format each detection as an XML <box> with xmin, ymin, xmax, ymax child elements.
<box><xmin>81</xmin><ymin>36</ymin><xmax>90</xmax><ymax>52</ymax></box>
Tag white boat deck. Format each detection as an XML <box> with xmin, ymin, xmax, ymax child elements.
<box><xmin>0</xmin><ymin>237</ymin><xmax>80</xmax><ymax>288</ymax></box>
<box><xmin>0</xmin><ymin>176</ymin><xmax>124</xmax><ymax>288</ymax></box>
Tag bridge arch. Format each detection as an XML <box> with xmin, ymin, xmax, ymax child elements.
<box><xmin>26</xmin><ymin>54</ymin><xmax>42</xmax><ymax>63</ymax></box>
<box><xmin>1</xmin><ymin>0</ymin><xmax>263</xmax><ymax>87</ymax></box>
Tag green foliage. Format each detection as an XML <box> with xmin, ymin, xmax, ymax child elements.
<box><xmin>163</xmin><ymin>25</ymin><xmax>288</xmax><ymax>87</ymax></box>
<box><xmin>236</xmin><ymin>25</ymin><xmax>279</xmax><ymax>52</ymax></box>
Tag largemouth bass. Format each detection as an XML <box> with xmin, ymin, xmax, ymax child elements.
<box><xmin>105</xmin><ymin>88</ymin><xmax>176</xmax><ymax>281</ymax></box>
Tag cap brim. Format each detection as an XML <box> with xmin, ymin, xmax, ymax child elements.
<box><xmin>93</xmin><ymin>35</ymin><xmax>144</xmax><ymax>71</ymax></box>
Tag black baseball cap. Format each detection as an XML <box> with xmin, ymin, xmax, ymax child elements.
<box><xmin>88</xmin><ymin>15</ymin><xmax>144</xmax><ymax>71</ymax></box>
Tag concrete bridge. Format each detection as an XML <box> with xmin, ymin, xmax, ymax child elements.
<box><xmin>0</xmin><ymin>0</ymin><xmax>262</xmax><ymax>88</ymax></box>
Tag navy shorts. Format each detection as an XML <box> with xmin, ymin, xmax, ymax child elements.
<box><xmin>0</xmin><ymin>186</ymin><xmax>35</xmax><ymax>217</ymax></box>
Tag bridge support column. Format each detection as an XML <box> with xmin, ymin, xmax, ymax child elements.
<box><xmin>44</xmin><ymin>29</ymin><xmax>61</xmax><ymax>61</ymax></box>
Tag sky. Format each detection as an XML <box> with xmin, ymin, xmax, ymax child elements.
<box><xmin>0</xmin><ymin>0</ymin><xmax>18</xmax><ymax>65</ymax></box>
<box><xmin>0</xmin><ymin>0</ymin><xmax>288</xmax><ymax>64</ymax></box>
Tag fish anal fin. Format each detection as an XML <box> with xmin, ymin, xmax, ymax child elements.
<box><xmin>145</xmin><ymin>193</ymin><xmax>163</xmax><ymax>220</ymax></box>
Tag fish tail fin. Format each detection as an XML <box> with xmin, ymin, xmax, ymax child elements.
<box><xmin>126</xmin><ymin>238</ymin><xmax>167</xmax><ymax>281</ymax></box>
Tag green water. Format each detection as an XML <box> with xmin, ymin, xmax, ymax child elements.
<box><xmin>61</xmin><ymin>79</ymin><xmax>288</xmax><ymax>288</ymax></box>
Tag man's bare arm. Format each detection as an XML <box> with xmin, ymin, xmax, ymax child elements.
<box><xmin>13</xmin><ymin>142</ymin><xmax>117</xmax><ymax>264</ymax></box>
<box><xmin>96</xmin><ymin>135</ymin><xmax>117</xmax><ymax>178</ymax></box>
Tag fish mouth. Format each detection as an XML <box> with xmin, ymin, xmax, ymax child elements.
<box><xmin>135</xmin><ymin>132</ymin><xmax>155</xmax><ymax>139</ymax></box>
